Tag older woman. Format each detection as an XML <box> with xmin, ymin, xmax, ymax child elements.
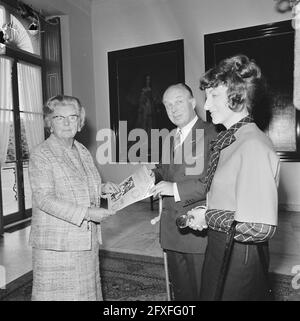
<box><xmin>187</xmin><ymin>55</ymin><xmax>280</xmax><ymax>300</ymax></box>
<box><xmin>29</xmin><ymin>95</ymin><xmax>119</xmax><ymax>301</ymax></box>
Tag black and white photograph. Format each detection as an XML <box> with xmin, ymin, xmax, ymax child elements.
<box><xmin>108</xmin><ymin>40</ymin><xmax>184</xmax><ymax>162</ymax></box>
<box><xmin>1</xmin><ymin>0</ymin><xmax>300</xmax><ymax>310</ymax></box>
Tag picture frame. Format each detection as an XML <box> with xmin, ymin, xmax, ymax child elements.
<box><xmin>204</xmin><ymin>20</ymin><xmax>300</xmax><ymax>161</ymax></box>
<box><xmin>108</xmin><ymin>40</ymin><xmax>184</xmax><ymax>162</ymax></box>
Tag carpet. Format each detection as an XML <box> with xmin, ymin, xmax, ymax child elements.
<box><xmin>0</xmin><ymin>250</ymin><xmax>299</xmax><ymax>301</ymax></box>
<box><xmin>0</xmin><ymin>250</ymin><xmax>168</xmax><ymax>301</ymax></box>
<box><xmin>100</xmin><ymin>250</ymin><xmax>167</xmax><ymax>301</ymax></box>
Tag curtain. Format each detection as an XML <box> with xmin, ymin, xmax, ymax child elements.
<box><xmin>42</xmin><ymin>17</ymin><xmax>63</xmax><ymax>99</ymax></box>
<box><xmin>0</xmin><ymin>57</ymin><xmax>13</xmax><ymax>167</ymax></box>
<box><xmin>294</xmin><ymin>3</ymin><xmax>300</xmax><ymax>110</ymax></box>
<box><xmin>17</xmin><ymin>62</ymin><xmax>44</xmax><ymax>152</ymax></box>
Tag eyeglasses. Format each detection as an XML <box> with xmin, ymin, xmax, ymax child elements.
<box><xmin>52</xmin><ymin>114</ymin><xmax>79</xmax><ymax>123</ymax></box>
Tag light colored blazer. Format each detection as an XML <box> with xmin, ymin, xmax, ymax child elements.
<box><xmin>208</xmin><ymin>123</ymin><xmax>280</xmax><ymax>226</ymax></box>
<box><xmin>28</xmin><ymin>134</ymin><xmax>101</xmax><ymax>251</ymax></box>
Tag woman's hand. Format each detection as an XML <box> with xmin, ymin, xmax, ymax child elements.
<box><xmin>187</xmin><ymin>206</ymin><xmax>208</xmax><ymax>231</ymax></box>
<box><xmin>87</xmin><ymin>207</ymin><xmax>116</xmax><ymax>223</ymax></box>
<box><xmin>101</xmin><ymin>182</ymin><xmax>120</xmax><ymax>196</ymax></box>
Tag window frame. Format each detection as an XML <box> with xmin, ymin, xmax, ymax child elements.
<box><xmin>0</xmin><ymin>0</ymin><xmax>63</xmax><ymax>233</ymax></box>
<box><xmin>0</xmin><ymin>1</ymin><xmax>46</xmax><ymax>230</ymax></box>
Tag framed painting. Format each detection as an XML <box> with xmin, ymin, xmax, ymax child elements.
<box><xmin>108</xmin><ymin>40</ymin><xmax>184</xmax><ymax>163</ymax></box>
<box><xmin>204</xmin><ymin>20</ymin><xmax>300</xmax><ymax>161</ymax></box>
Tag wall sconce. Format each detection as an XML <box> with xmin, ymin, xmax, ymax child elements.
<box><xmin>274</xmin><ymin>0</ymin><xmax>300</xmax><ymax>29</ymax></box>
<box><xmin>17</xmin><ymin>1</ymin><xmax>41</xmax><ymax>36</ymax></box>
<box><xmin>28</xmin><ymin>20</ymin><xmax>39</xmax><ymax>36</ymax></box>
<box><xmin>274</xmin><ymin>0</ymin><xmax>300</xmax><ymax>12</ymax></box>
<box><xmin>0</xmin><ymin>23</ymin><xmax>15</xmax><ymax>43</ymax></box>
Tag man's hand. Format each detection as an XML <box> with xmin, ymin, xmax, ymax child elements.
<box><xmin>187</xmin><ymin>206</ymin><xmax>208</xmax><ymax>231</ymax></box>
<box><xmin>148</xmin><ymin>168</ymin><xmax>155</xmax><ymax>184</ymax></box>
<box><xmin>150</xmin><ymin>181</ymin><xmax>174</xmax><ymax>198</ymax></box>
<box><xmin>101</xmin><ymin>182</ymin><xmax>120</xmax><ymax>195</ymax></box>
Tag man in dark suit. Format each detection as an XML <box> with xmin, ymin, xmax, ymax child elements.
<box><xmin>151</xmin><ymin>83</ymin><xmax>217</xmax><ymax>300</ymax></box>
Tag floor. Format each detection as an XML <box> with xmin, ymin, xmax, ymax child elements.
<box><xmin>1</xmin><ymin>201</ymin><xmax>300</xmax><ymax>288</ymax></box>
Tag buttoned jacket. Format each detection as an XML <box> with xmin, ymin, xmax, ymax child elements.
<box><xmin>29</xmin><ymin>134</ymin><xmax>101</xmax><ymax>251</ymax></box>
<box><xmin>154</xmin><ymin>118</ymin><xmax>217</xmax><ymax>253</ymax></box>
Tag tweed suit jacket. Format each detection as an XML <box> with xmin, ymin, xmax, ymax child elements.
<box><xmin>153</xmin><ymin>118</ymin><xmax>217</xmax><ymax>253</ymax></box>
<box><xmin>29</xmin><ymin>134</ymin><xmax>101</xmax><ymax>251</ymax></box>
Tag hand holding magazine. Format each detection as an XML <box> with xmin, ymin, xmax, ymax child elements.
<box><xmin>107</xmin><ymin>165</ymin><xmax>155</xmax><ymax>211</ymax></box>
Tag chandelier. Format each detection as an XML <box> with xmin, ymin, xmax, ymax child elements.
<box><xmin>275</xmin><ymin>0</ymin><xmax>300</xmax><ymax>12</ymax></box>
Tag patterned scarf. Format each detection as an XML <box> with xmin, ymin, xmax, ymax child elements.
<box><xmin>206</xmin><ymin>115</ymin><xmax>253</xmax><ymax>192</ymax></box>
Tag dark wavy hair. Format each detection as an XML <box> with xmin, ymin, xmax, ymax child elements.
<box><xmin>199</xmin><ymin>55</ymin><xmax>271</xmax><ymax>130</ymax></box>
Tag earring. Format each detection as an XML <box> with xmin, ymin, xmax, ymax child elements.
<box><xmin>50</xmin><ymin>127</ymin><xmax>54</xmax><ymax>133</ymax></box>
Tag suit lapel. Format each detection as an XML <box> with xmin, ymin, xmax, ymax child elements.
<box><xmin>168</xmin><ymin>118</ymin><xmax>205</xmax><ymax>177</ymax></box>
<box><xmin>176</xmin><ymin>118</ymin><xmax>203</xmax><ymax>164</ymax></box>
<box><xmin>47</xmin><ymin>134</ymin><xmax>87</xmax><ymax>181</ymax></box>
<box><xmin>74</xmin><ymin>141</ymin><xmax>97</xmax><ymax>182</ymax></box>
<box><xmin>74</xmin><ymin>140</ymin><xmax>102</xmax><ymax>202</ymax></box>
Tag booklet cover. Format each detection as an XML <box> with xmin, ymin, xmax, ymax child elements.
<box><xmin>107</xmin><ymin>165</ymin><xmax>155</xmax><ymax>211</ymax></box>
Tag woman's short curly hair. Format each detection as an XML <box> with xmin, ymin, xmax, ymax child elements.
<box><xmin>200</xmin><ymin>55</ymin><xmax>267</xmax><ymax>114</ymax></box>
<box><xmin>44</xmin><ymin>95</ymin><xmax>86</xmax><ymax>133</ymax></box>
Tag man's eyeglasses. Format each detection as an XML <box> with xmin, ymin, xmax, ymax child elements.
<box><xmin>52</xmin><ymin>114</ymin><xmax>79</xmax><ymax>123</ymax></box>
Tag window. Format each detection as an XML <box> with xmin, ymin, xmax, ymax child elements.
<box><xmin>0</xmin><ymin>57</ymin><xmax>44</xmax><ymax>227</ymax></box>
<box><xmin>0</xmin><ymin>6</ymin><xmax>4</xmax><ymax>24</ymax></box>
<box><xmin>0</xmin><ymin>3</ymin><xmax>40</xmax><ymax>56</ymax></box>
<box><xmin>0</xmin><ymin>1</ymin><xmax>63</xmax><ymax>232</ymax></box>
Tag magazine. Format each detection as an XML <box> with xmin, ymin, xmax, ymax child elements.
<box><xmin>107</xmin><ymin>165</ymin><xmax>155</xmax><ymax>211</ymax></box>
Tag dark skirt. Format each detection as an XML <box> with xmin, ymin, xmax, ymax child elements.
<box><xmin>200</xmin><ymin>229</ymin><xmax>271</xmax><ymax>301</ymax></box>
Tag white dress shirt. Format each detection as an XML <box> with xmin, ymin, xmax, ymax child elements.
<box><xmin>173</xmin><ymin>116</ymin><xmax>198</xmax><ymax>202</ymax></box>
